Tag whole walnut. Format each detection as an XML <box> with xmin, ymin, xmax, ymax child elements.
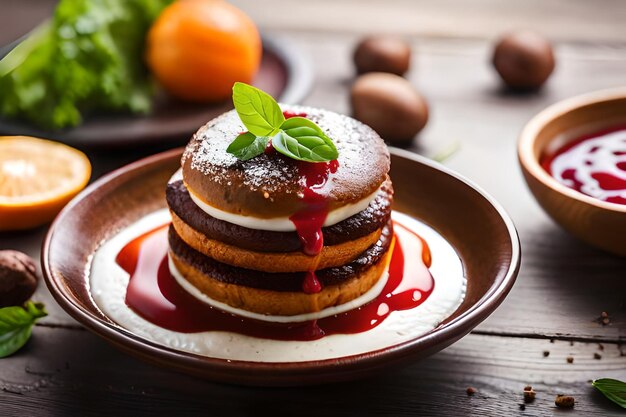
<box><xmin>351</xmin><ymin>72</ymin><xmax>429</xmax><ymax>145</ymax></box>
<box><xmin>492</xmin><ymin>31</ymin><xmax>555</xmax><ymax>90</ymax></box>
<box><xmin>353</xmin><ymin>36</ymin><xmax>412</xmax><ymax>76</ymax></box>
<box><xmin>0</xmin><ymin>250</ymin><xmax>38</xmax><ymax>307</ymax></box>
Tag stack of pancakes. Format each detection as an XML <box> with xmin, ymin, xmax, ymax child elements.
<box><xmin>166</xmin><ymin>106</ymin><xmax>394</xmax><ymax>317</ymax></box>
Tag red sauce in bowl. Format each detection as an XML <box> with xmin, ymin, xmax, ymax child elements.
<box><xmin>541</xmin><ymin>125</ymin><xmax>626</xmax><ymax>205</ymax></box>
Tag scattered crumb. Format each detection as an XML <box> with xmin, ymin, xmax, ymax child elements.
<box><xmin>519</xmin><ymin>403</ymin><xmax>526</xmax><ymax>411</ymax></box>
<box><xmin>598</xmin><ymin>311</ymin><xmax>610</xmax><ymax>326</ymax></box>
<box><xmin>570</xmin><ymin>340</ymin><xmax>574</xmax><ymax>346</ymax></box>
<box><xmin>523</xmin><ymin>386</ymin><xmax>536</xmax><ymax>403</ymax></box>
<box><xmin>598</xmin><ymin>343</ymin><xmax>604</xmax><ymax>351</ymax></box>
<box><xmin>594</xmin><ymin>353</ymin><xmax>602</xmax><ymax>360</ymax></box>
<box><xmin>566</xmin><ymin>356</ymin><xmax>574</xmax><ymax>364</ymax></box>
<box><xmin>550</xmin><ymin>338</ymin><xmax>555</xmax><ymax>344</ymax></box>
<box><xmin>555</xmin><ymin>395</ymin><xmax>575</xmax><ymax>408</ymax></box>
<box><xmin>2</xmin><ymin>387</ymin><xmax>24</xmax><ymax>396</ymax></box>
<box><xmin>543</xmin><ymin>350</ymin><xmax>550</xmax><ymax>357</ymax></box>
<box><xmin>466</xmin><ymin>387</ymin><xmax>477</xmax><ymax>396</ymax></box>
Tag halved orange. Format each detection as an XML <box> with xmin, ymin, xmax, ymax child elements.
<box><xmin>0</xmin><ymin>136</ymin><xmax>91</xmax><ymax>231</ymax></box>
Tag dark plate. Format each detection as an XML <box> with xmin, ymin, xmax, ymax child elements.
<box><xmin>42</xmin><ymin>148</ymin><xmax>520</xmax><ymax>386</ymax></box>
<box><xmin>0</xmin><ymin>35</ymin><xmax>312</xmax><ymax>147</ymax></box>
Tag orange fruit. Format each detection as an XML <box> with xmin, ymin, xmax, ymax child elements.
<box><xmin>146</xmin><ymin>0</ymin><xmax>262</xmax><ymax>102</ymax></box>
<box><xmin>0</xmin><ymin>136</ymin><xmax>91</xmax><ymax>231</ymax></box>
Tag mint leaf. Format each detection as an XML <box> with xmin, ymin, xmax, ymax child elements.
<box><xmin>593</xmin><ymin>379</ymin><xmax>626</xmax><ymax>408</ymax></box>
<box><xmin>228</xmin><ymin>83</ymin><xmax>339</xmax><ymax>163</ymax></box>
<box><xmin>232</xmin><ymin>82</ymin><xmax>285</xmax><ymax>137</ymax></box>
<box><xmin>0</xmin><ymin>302</ymin><xmax>47</xmax><ymax>358</ymax></box>
<box><xmin>272</xmin><ymin>117</ymin><xmax>338</xmax><ymax>162</ymax></box>
<box><xmin>226</xmin><ymin>132</ymin><xmax>269</xmax><ymax>161</ymax></box>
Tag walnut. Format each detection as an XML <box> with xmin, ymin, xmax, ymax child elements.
<box><xmin>0</xmin><ymin>250</ymin><xmax>38</xmax><ymax>307</ymax></box>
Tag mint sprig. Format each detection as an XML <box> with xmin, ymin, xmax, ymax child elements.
<box><xmin>593</xmin><ymin>378</ymin><xmax>626</xmax><ymax>408</ymax></box>
<box><xmin>0</xmin><ymin>302</ymin><xmax>47</xmax><ymax>358</ymax></box>
<box><xmin>273</xmin><ymin>117</ymin><xmax>338</xmax><ymax>162</ymax></box>
<box><xmin>228</xmin><ymin>82</ymin><xmax>338</xmax><ymax>163</ymax></box>
<box><xmin>232</xmin><ymin>82</ymin><xmax>285</xmax><ymax>136</ymax></box>
<box><xmin>226</xmin><ymin>132</ymin><xmax>269</xmax><ymax>161</ymax></box>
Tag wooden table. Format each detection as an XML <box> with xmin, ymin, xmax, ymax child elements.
<box><xmin>1</xmin><ymin>1</ymin><xmax>625</xmax><ymax>415</ymax></box>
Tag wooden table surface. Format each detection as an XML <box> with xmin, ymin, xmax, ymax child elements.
<box><xmin>1</xmin><ymin>1</ymin><xmax>625</xmax><ymax>416</ymax></box>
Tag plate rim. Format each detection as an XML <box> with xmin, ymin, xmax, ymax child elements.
<box><xmin>42</xmin><ymin>147</ymin><xmax>520</xmax><ymax>380</ymax></box>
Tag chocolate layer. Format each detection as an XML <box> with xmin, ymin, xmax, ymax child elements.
<box><xmin>168</xmin><ymin>221</ymin><xmax>393</xmax><ymax>292</ymax></box>
<box><xmin>166</xmin><ymin>178</ymin><xmax>393</xmax><ymax>253</ymax></box>
<box><xmin>181</xmin><ymin>106</ymin><xmax>391</xmax><ymax>217</ymax></box>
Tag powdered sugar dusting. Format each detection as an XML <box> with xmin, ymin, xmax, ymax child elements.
<box><xmin>182</xmin><ymin>105</ymin><xmax>390</xmax><ymax>199</ymax></box>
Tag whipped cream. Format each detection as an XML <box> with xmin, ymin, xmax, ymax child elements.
<box><xmin>187</xmin><ymin>184</ymin><xmax>380</xmax><ymax>232</ymax></box>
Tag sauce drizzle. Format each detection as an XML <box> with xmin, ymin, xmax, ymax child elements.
<box><xmin>542</xmin><ymin>125</ymin><xmax>626</xmax><ymax>205</ymax></box>
<box><xmin>118</xmin><ymin>220</ymin><xmax>434</xmax><ymax>341</ymax></box>
<box><xmin>282</xmin><ymin>110</ymin><xmax>341</xmax><ymax>293</ymax></box>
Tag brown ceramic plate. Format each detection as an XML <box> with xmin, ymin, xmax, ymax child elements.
<box><xmin>42</xmin><ymin>148</ymin><xmax>520</xmax><ymax>386</ymax></box>
<box><xmin>0</xmin><ymin>35</ymin><xmax>311</xmax><ymax>147</ymax></box>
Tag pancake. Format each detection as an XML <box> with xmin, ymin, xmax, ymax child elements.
<box><xmin>168</xmin><ymin>222</ymin><xmax>393</xmax><ymax>291</ymax></box>
<box><xmin>181</xmin><ymin>106</ymin><xmax>390</xmax><ymax>218</ymax></box>
<box><xmin>166</xmin><ymin>104</ymin><xmax>395</xmax><ymax>317</ymax></box>
<box><xmin>166</xmin><ymin>177</ymin><xmax>393</xmax><ymax>253</ymax></box>
<box><xmin>168</xmin><ymin>224</ymin><xmax>394</xmax><ymax>315</ymax></box>
<box><xmin>170</xmin><ymin>211</ymin><xmax>383</xmax><ymax>272</ymax></box>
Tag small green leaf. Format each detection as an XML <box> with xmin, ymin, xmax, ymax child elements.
<box><xmin>226</xmin><ymin>132</ymin><xmax>269</xmax><ymax>161</ymax></box>
<box><xmin>593</xmin><ymin>378</ymin><xmax>626</xmax><ymax>408</ymax></box>
<box><xmin>232</xmin><ymin>82</ymin><xmax>285</xmax><ymax>137</ymax></box>
<box><xmin>272</xmin><ymin>117</ymin><xmax>339</xmax><ymax>162</ymax></box>
<box><xmin>228</xmin><ymin>84</ymin><xmax>339</xmax><ymax>163</ymax></box>
<box><xmin>0</xmin><ymin>302</ymin><xmax>47</xmax><ymax>358</ymax></box>
<box><xmin>431</xmin><ymin>140</ymin><xmax>461</xmax><ymax>163</ymax></box>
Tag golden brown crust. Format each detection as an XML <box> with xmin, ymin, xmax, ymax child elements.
<box><xmin>171</xmin><ymin>211</ymin><xmax>382</xmax><ymax>272</ymax></box>
<box><xmin>181</xmin><ymin>106</ymin><xmax>390</xmax><ymax>218</ymax></box>
<box><xmin>169</xmin><ymin>247</ymin><xmax>392</xmax><ymax>316</ymax></box>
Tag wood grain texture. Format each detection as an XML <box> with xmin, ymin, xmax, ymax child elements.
<box><xmin>230</xmin><ymin>0</ymin><xmax>626</xmax><ymax>43</ymax></box>
<box><xmin>1</xmin><ymin>1</ymin><xmax>626</xmax><ymax>415</ymax></box>
<box><xmin>0</xmin><ymin>327</ymin><xmax>624</xmax><ymax>416</ymax></box>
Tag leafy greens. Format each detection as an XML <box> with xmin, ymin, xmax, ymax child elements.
<box><xmin>0</xmin><ymin>0</ymin><xmax>172</xmax><ymax>129</ymax></box>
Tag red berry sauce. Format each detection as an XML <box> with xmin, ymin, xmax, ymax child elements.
<box><xmin>119</xmin><ymin>218</ymin><xmax>434</xmax><ymax>341</ymax></box>
<box><xmin>541</xmin><ymin>125</ymin><xmax>626</xmax><ymax>205</ymax></box>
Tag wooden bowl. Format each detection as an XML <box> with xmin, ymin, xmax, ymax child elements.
<box><xmin>518</xmin><ymin>88</ymin><xmax>626</xmax><ymax>256</ymax></box>
<box><xmin>42</xmin><ymin>148</ymin><xmax>520</xmax><ymax>385</ymax></box>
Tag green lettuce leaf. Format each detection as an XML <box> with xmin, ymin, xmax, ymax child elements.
<box><xmin>0</xmin><ymin>0</ymin><xmax>172</xmax><ymax>129</ymax></box>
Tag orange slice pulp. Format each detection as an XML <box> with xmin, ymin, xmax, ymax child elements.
<box><xmin>0</xmin><ymin>136</ymin><xmax>91</xmax><ymax>231</ymax></box>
